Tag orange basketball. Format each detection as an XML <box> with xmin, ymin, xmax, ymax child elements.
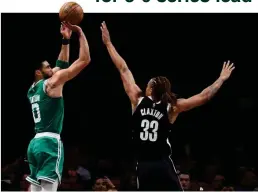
<box><xmin>59</xmin><ymin>2</ymin><xmax>84</xmax><ymax>25</ymax></box>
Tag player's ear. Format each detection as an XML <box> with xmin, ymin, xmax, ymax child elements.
<box><xmin>35</xmin><ymin>70</ymin><xmax>42</xmax><ymax>76</ymax></box>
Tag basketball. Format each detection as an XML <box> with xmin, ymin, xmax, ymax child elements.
<box><xmin>59</xmin><ymin>2</ymin><xmax>84</xmax><ymax>25</ymax></box>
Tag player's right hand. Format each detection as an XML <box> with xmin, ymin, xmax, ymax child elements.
<box><xmin>101</xmin><ymin>21</ymin><xmax>111</xmax><ymax>45</ymax></box>
<box><xmin>62</xmin><ymin>21</ymin><xmax>82</xmax><ymax>34</ymax></box>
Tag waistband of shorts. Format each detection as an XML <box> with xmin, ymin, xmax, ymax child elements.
<box><xmin>34</xmin><ymin>132</ymin><xmax>60</xmax><ymax>140</ymax></box>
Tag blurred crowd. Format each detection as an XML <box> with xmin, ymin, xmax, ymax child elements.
<box><xmin>2</xmin><ymin>146</ymin><xmax>258</xmax><ymax>191</ymax></box>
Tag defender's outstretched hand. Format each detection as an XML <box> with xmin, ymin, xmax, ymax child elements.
<box><xmin>174</xmin><ymin>60</ymin><xmax>235</xmax><ymax>114</ymax></box>
<box><xmin>101</xmin><ymin>21</ymin><xmax>111</xmax><ymax>45</ymax></box>
<box><xmin>60</xmin><ymin>22</ymin><xmax>72</xmax><ymax>39</ymax></box>
<box><xmin>220</xmin><ymin>60</ymin><xmax>235</xmax><ymax>81</ymax></box>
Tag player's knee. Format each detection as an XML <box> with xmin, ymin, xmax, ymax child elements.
<box><xmin>30</xmin><ymin>184</ymin><xmax>41</xmax><ymax>192</ymax></box>
<box><xmin>40</xmin><ymin>180</ymin><xmax>58</xmax><ymax>192</ymax></box>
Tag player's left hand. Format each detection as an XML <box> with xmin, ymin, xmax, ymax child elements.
<box><xmin>219</xmin><ymin>60</ymin><xmax>235</xmax><ymax>81</ymax></box>
<box><xmin>60</xmin><ymin>22</ymin><xmax>72</xmax><ymax>39</ymax></box>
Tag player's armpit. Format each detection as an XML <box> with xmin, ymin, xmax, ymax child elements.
<box><xmin>52</xmin><ymin>67</ymin><xmax>61</xmax><ymax>74</ymax></box>
<box><xmin>47</xmin><ymin>69</ymin><xmax>69</xmax><ymax>88</ymax></box>
<box><xmin>120</xmin><ymin>68</ymin><xmax>142</xmax><ymax>106</ymax></box>
<box><xmin>167</xmin><ymin>104</ymin><xmax>180</xmax><ymax>124</ymax></box>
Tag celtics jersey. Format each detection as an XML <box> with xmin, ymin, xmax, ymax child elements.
<box><xmin>27</xmin><ymin>79</ymin><xmax>64</xmax><ymax>134</ymax></box>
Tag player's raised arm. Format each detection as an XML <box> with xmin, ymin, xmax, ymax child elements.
<box><xmin>176</xmin><ymin>61</ymin><xmax>235</xmax><ymax>113</ymax></box>
<box><xmin>52</xmin><ymin>23</ymin><xmax>72</xmax><ymax>74</ymax></box>
<box><xmin>47</xmin><ymin>22</ymin><xmax>91</xmax><ymax>88</ymax></box>
<box><xmin>101</xmin><ymin>21</ymin><xmax>142</xmax><ymax>106</ymax></box>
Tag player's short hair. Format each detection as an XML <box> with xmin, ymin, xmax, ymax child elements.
<box><xmin>150</xmin><ymin>76</ymin><xmax>177</xmax><ymax>107</ymax></box>
<box><xmin>30</xmin><ymin>60</ymin><xmax>47</xmax><ymax>82</ymax></box>
<box><xmin>33</xmin><ymin>60</ymin><xmax>45</xmax><ymax>72</ymax></box>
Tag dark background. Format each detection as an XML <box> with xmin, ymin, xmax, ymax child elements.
<box><xmin>1</xmin><ymin>14</ymin><xmax>257</xmax><ymax>169</ymax></box>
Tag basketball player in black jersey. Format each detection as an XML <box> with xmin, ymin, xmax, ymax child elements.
<box><xmin>101</xmin><ymin>21</ymin><xmax>235</xmax><ymax>191</ymax></box>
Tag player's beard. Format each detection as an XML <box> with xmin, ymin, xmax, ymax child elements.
<box><xmin>42</xmin><ymin>71</ymin><xmax>53</xmax><ymax>79</ymax></box>
<box><xmin>42</xmin><ymin>73</ymin><xmax>51</xmax><ymax>79</ymax></box>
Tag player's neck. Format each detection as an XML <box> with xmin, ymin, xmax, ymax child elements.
<box><xmin>146</xmin><ymin>92</ymin><xmax>151</xmax><ymax>97</ymax></box>
<box><xmin>34</xmin><ymin>77</ymin><xmax>43</xmax><ymax>84</ymax></box>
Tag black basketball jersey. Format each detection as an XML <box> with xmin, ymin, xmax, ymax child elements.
<box><xmin>132</xmin><ymin>96</ymin><xmax>172</xmax><ymax>160</ymax></box>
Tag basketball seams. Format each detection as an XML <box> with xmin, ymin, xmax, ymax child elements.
<box><xmin>59</xmin><ymin>2</ymin><xmax>83</xmax><ymax>25</ymax></box>
<box><xmin>62</xmin><ymin>4</ymin><xmax>80</xmax><ymax>24</ymax></box>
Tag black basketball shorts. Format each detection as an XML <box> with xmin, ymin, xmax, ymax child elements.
<box><xmin>136</xmin><ymin>157</ymin><xmax>183</xmax><ymax>191</ymax></box>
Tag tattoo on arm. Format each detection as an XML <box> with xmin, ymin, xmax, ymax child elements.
<box><xmin>204</xmin><ymin>78</ymin><xmax>224</xmax><ymax>100</ymax></box>
<box><xmin>121</xmin><ymin>65</ymin><xmax>128</xmax><ymax>73</ymax></box>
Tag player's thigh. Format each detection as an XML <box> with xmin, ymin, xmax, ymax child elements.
<box><xmin>163</xmin><ymin>157</ymin><xmax>183</xmax><ymax>191</ymax></box>
<box><xmin>34</xmin><ymin>137</ymin><xmax>64</xmax><ymax>183</ymax></box>
<box><xmin>27</xmin><ymin>139</ymin><xmax>36</xmax><ymax>171</ymax></box>
<box><xmin>26</xmin><ymin>139</ymin><xmax>41</xmax><ymax>186</ymax></box>
<box><xmin>137</xmin><ymin>159</ymin><xmax>181</xmax><ymax>191</ymax></box>
<box><xmin>136</xmin><ymin>160</ymin><xmax>165</xmax><ymax>190</ymax></box>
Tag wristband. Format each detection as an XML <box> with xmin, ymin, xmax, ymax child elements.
<box><xmin>62</xmin><ymin>38</ymin><xmax>70</xmax><ymax>45</ymax></box>
<box><xmin>56</xmin><ymin>60</ymin><xmax>69</xmax><ymax>69</ymax></box>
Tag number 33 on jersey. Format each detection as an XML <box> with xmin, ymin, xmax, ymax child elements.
<box><xmin>132</xmin><ymin>96</ymin><xmax>172</xmax><ymax>143</ymax></box>
<box><xmin>140</xmin><ymin>119</ymin><xmax>159</xmax><ymax>142</ymax></box>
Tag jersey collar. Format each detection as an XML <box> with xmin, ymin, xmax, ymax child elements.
<box><xmin>148</xmin><ymin>96</ymin><xmax>161</xmax><ymax>104</ymax></box>
<box><xmin>31</xmin><ymin>79</ymin><xmax>43</xmax><ymax>88</ymax></box>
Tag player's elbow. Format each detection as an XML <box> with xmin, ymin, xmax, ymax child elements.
<box><xmin>79</xmin><ymin>56</ymin><xmax>91</xmax><ymax>67</ymax></box>
<box><xmin>85</xmin><ymin>55</ymin><xmax>91</xmax><ymax>64</ymax></box>
<box><xmin>120</xmin><ymin>65</ymin><xmax>129</xmax><ymax>74</ymax></box>
<box><xmin>78</xmin><ymin>50</ymin><xmax>91</xmax><ymax>65</ymax></box>
<box><xmin>83</xmin><ymin>55</ymin><xmax>91</xmax><ymax>65</ymax></box>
